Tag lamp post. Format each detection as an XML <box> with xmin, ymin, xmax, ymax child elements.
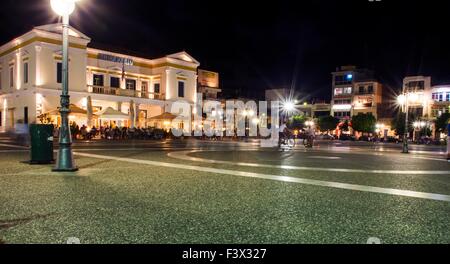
<box><xmin>397</xmin><ymin>93</ymin><xmax>410</xmax><ymax>154</ymax></box>
<box><xmin>51</xmin><ymin>0</ymin><xmax>80</xmax><ymax>172</ymax></box>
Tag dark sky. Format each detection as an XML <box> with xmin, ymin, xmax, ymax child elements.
<box><xmin>1</xmin><ymin>0</ymin><xmax>450</xmax><ymax>101</ymax></box>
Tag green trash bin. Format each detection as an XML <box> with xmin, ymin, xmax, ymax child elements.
<box><xmin>29</xmin><ymin>124</ymin><xmax>55</xmax><ymax>164</ymax></box>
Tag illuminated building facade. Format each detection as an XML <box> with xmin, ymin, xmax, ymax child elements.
<box><xmin>331</xmin><ymin>66</ymin><xmax>380</xmax><ymax>119</ymax></box>
<box><xmin>0</xmin><ymin>24</ymin><xmax>200</xmax><ymax>132</ymax></box>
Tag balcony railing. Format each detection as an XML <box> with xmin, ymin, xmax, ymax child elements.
<box><xmin>88</xmin><ymin>85</ymin><xmax>165</xmax><ymax>100</ymax></box>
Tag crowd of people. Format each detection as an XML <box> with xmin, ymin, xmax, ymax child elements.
<box><xmin>53</xmin><ymin>122</ymin><xmax>167</xmax><ymax>140</ymax></box>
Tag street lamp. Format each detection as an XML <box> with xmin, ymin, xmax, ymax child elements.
<box><xmin>305</xmin><ymin>121</ymin><xmax>314</xmax><ymax>127</ymax></box>
<box><xmin>397</xmin><ymin>91</ymin><xmax>422</xmax><ymax>154</ymax></box>
<box><xmin>52</xmin><ymin>0</ymin><xmax>81</xmax><ymax>172</ymax></box>
<box><xmin>397</xmin><ymin>93</ymin><xmax>410</xmax><ymax>154</ymax></box>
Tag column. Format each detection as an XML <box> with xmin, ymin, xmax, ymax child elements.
<box><xmin>117</xmin><ymin>102</ymin><xmax>122</xmax><ymax>127</ymax></box>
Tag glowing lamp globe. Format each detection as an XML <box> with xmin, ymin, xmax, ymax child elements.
<box><xmin>283</xmin><ymin>102</ymin><xmax>295</xmax><ymax>112</ymax></box>
<box><xmin>51</xmin><ymin>0</ymin><xmax>79</xmax><ymax>16</ymax></box>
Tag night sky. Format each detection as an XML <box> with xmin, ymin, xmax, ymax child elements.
<box><xmin>1</xmin><ymin>0</ymin><xmax>449</xmax><ymax>101</ymax></box>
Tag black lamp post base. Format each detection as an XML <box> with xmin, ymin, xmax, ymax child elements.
<box><xmin>53</xmin><ymin>146</ymin><xmax>78</xmax><ymax>172</ymax></box>
<box><xmin>52</xmin><ymin>167</ymin><xmax>79</xmax><ymax>172</ymax></box>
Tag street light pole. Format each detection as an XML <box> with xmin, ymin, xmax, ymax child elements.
<box><xmin>53</xmin><ymin>1</ymin><xmax>78</xmax><ymax>171</ymax></box>
<box><xmin>402</xmin><ymin>94</ymin><xmax>409</xmax><ymax>154</ymax></box>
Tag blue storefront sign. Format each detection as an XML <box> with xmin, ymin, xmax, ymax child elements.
<box><xmin>98</xmin><ymin>53</ymin><xmax>134</xmax><ymax>66</ymax></box>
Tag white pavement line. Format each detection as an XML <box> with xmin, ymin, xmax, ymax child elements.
<box><xmin>73</xmin><ymin>152</ymin><xmax>450</xmax><ymax>202</ymax></box>
<box><xmin>168</xmin><ymin>150</ymin><xmax>450</xmax><ymax>175</ymax></box>
<box><xmin>0</xmin><ymin>143</ymin><xmax>29</xmax><ymax>149</ymax></box>
<box><xmin>309</xmin><ymin>156</ymin><xmax>342</xmax><ymax>160</ymax></box>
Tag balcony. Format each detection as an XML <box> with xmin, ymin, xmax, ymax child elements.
<box><xmin>88</xmin><ymin>85</ymin><xmax>165</xmax><ymax>100</ymax></box>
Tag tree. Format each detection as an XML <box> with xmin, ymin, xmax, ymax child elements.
<box><xmin>318</xmin><ymin>116</ymin><xmax>340</xmax><ymax>132</ymax></box>
<box><xmin>391</xmin><ymin>112</ymin><xmax>416</xmax><ymax>136</ymax></box>
<box><xmin>351</xmin><ymin>113</ymin><xmax>376</xmax><ymax>134</ymax></box>
<box><xmin>434</xmin><ymin>113</ymin><xmax>450</xmax><ymax>138</ymax></box>
<box><xmin>289</xmin><ymin>115</ymin><xmax>306</xmax><ymax>130</ymax></box>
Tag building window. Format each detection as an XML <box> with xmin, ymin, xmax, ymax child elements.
<box><xmin>10</xmin><ymin>67</ymin><xmax>14</xmax><ymax>87</ymax></box>
<box><xmin>334</xmin><ymin>111</ymin><xmax>351</xmax><ymax>118</ymax></box>
<box><xmin>178</xmin><ymin>81</ymin><xmax>185</xmax><ymax>98</ymax></box>
<box><xmin>126</xmin><ymin>79</ymin><xmax>136</xmax><ymax>90</ymax></box>
<box><xmin>446</xmin><ymin>93</ymin><xmax>450</xmax><ymax>102</ymax></box>
<box><xmin>23</xmin><ymin>63</ymin><xmax>28</xmax><ymax>84</ymax></box>
<box><xmin>432</xmin><ymin>93</ymin><xmax>438</xmax><ymax>101</ymax></box>
<box><xmin>334</xmin><ymin>99</ymin><xmax>351</xmax><ymax>105</ymax></box>
<box><xmin>24</xmin><ymin>107</ymin><xmax>28</xmax><ymax>124</ymax></box>
<box><xmin>368</xmin><ymin>85</ymin><xmax>374</xmax><ymax>94</ymax></box>
<box><xmin>110</xmin><ymin>77</ymin><xmax>120</xmax><ymax>88</ymax></box>
<box><xmin>93</xmin><ymin>74</ymin><xmax>104</xmax><ymax>86</ymax></box>
<box><xmin>154</xmin><ymin>83</ymin><xmax>160</xmax><ymax>94</ymax></box>
<box><xmin>141</xmin><ymin>81</ymin><xmax>148</xmax><ymax>93</ymax></box>
<box><xmin>359</xmin><ymin>86</ymin><xmax>365</xmax><ymax>94</ymax></box>
<box><xmin>439</xmin><ymin>93</ymin><xmax>444</xmax><ymax>102</ymax></box>
<box><xmin>343</xmin><ymin>87</ymin><xmax>352</xmax><ymax>94</ymax></box>
<box><xmin>56</xmin><ymin>63</ymin><xmax>62</xmax><ymax>84</ymax></box>
<box><xmin>407</xmin><ymin>81</ymin><xmax>425</xmax><ymax>91</ymax></box>
<box><xmin>334</xmin><ymin>88</ymin><xmax>343</xmax><ymax>96</ymax></box>
<box><xmin>335</xmin><ymin>75</ymin><xmax>353</xmax><ymax>85</ymax></box>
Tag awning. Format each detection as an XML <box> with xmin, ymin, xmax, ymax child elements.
<box><xmin>39</xmin><ymin>104</ymin><xmax>97</xmax><ymax>117</ymax></box>
<box><xmin>96</xmin><ymin>107</ymin><xmax>129</xmax><ymax>120</ymax></box>
<box><xmin>147</xmin><ymin>112</ymin><xmax>179</xmax><ymax>121</ymax></box>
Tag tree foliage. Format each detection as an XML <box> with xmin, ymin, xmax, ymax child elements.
<box><xmin>289</xmin><ymin>115</ymin><xmax>306</xmax><ymax>130</ymax></box>
<box><xmin>318</xmin><ymin>116</ymin><xmax>340</xmax><ymax>131</ymax></box>
<box><xmin>435</xmin><ymin>113</ymin><xmax>450</xmax><ymax>134</ymax></box>
<box><xmin>391</xmin><ymin>112</ymin><xmax>416</xmax><ymax>136</ymax></box>
<box><xmin>351</xmin><ymin>113</ymin><xmax>376</xmax><ymax>134</ymax></box>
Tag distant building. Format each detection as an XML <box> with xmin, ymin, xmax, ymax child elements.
<box><xmin>430</xmin><ymin>85</ymin><xmax>450</xmax><ymax>118</ymax></box>
<box><xmin>402</xmin><ymin>76</ymin><xmax>432</xmax><ymax>118</ymax></box>
<box><xmin>198</xmin><ymin>69</ymin><xmax>221</xmax><ymax>100</ymax></box>
<box><xmin>331</xmin><ymin>66</ymin><xmax>383</xmax><ymax>119</ymax></box>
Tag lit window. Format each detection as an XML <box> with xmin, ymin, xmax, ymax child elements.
<box><xmin>446</xmin><ymin>93</ymin><xmax>450</xmax><ymax>102</ymax></box>
<box><xmin>334</xmin><ymin>88</ymin><xmax>343</xmax><ymax>95</ymax></box>
<box><xmin>93</xmin><ymin>74</ymin><xmax>104</xmax><ymax>86</ymax></box>
<box><xmin>344</xmin><ymin>87</ymin><xmax>352</xmax><ymax>94</ymax></box>
<box><xmin>126</xmin><ymin>79</ymin><xmax>136</xmax><ymax>90</ymax></box>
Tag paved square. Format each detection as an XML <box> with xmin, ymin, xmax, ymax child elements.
<box><xmin>1</xmin><ymin>139</ymin><xmax>450</xmax><ymax>244</ymax></box>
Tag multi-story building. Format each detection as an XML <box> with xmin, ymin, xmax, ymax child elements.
<box><xmin>0</xmin><ymin>23</ymin><xmax>200</xmax><ymax>132</ymax></box>
<box><xmin>430</xmin><ymin>85</ymin><xmax>450</xmax><ymax>118</ymax></box>
<box><xmin>352</xmin><ymin>81</ymin><xmax>383</xmax><ymax>118</ymax></box>
<box><xmin>331</xmin><ymin>66</ymin><xmax>382</xmax><ymax>119</ymax></box>
<box><xmin>198</xmin><ymin>69</ymin><xmax>221</xmax><ymax>100</ymax></box>
<box><xmin>402</xmin><ymin>76</ymin><xmax>432</xmax><ymax>118</ymax></box>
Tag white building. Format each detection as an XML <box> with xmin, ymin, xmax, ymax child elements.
<box><xmin>0</xmin><ymin>24</ymin><xmax>200</xmax><ymax>132</ymax></box>
<box><xmin>402</xmin><ymin>76</ymin><xmax>432</xmax><ymax>118</ymax></box>
<box><xmin>429</xmin><ymin>85</ymin><xmax>450</xmax><ymax>118</ymax></box>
